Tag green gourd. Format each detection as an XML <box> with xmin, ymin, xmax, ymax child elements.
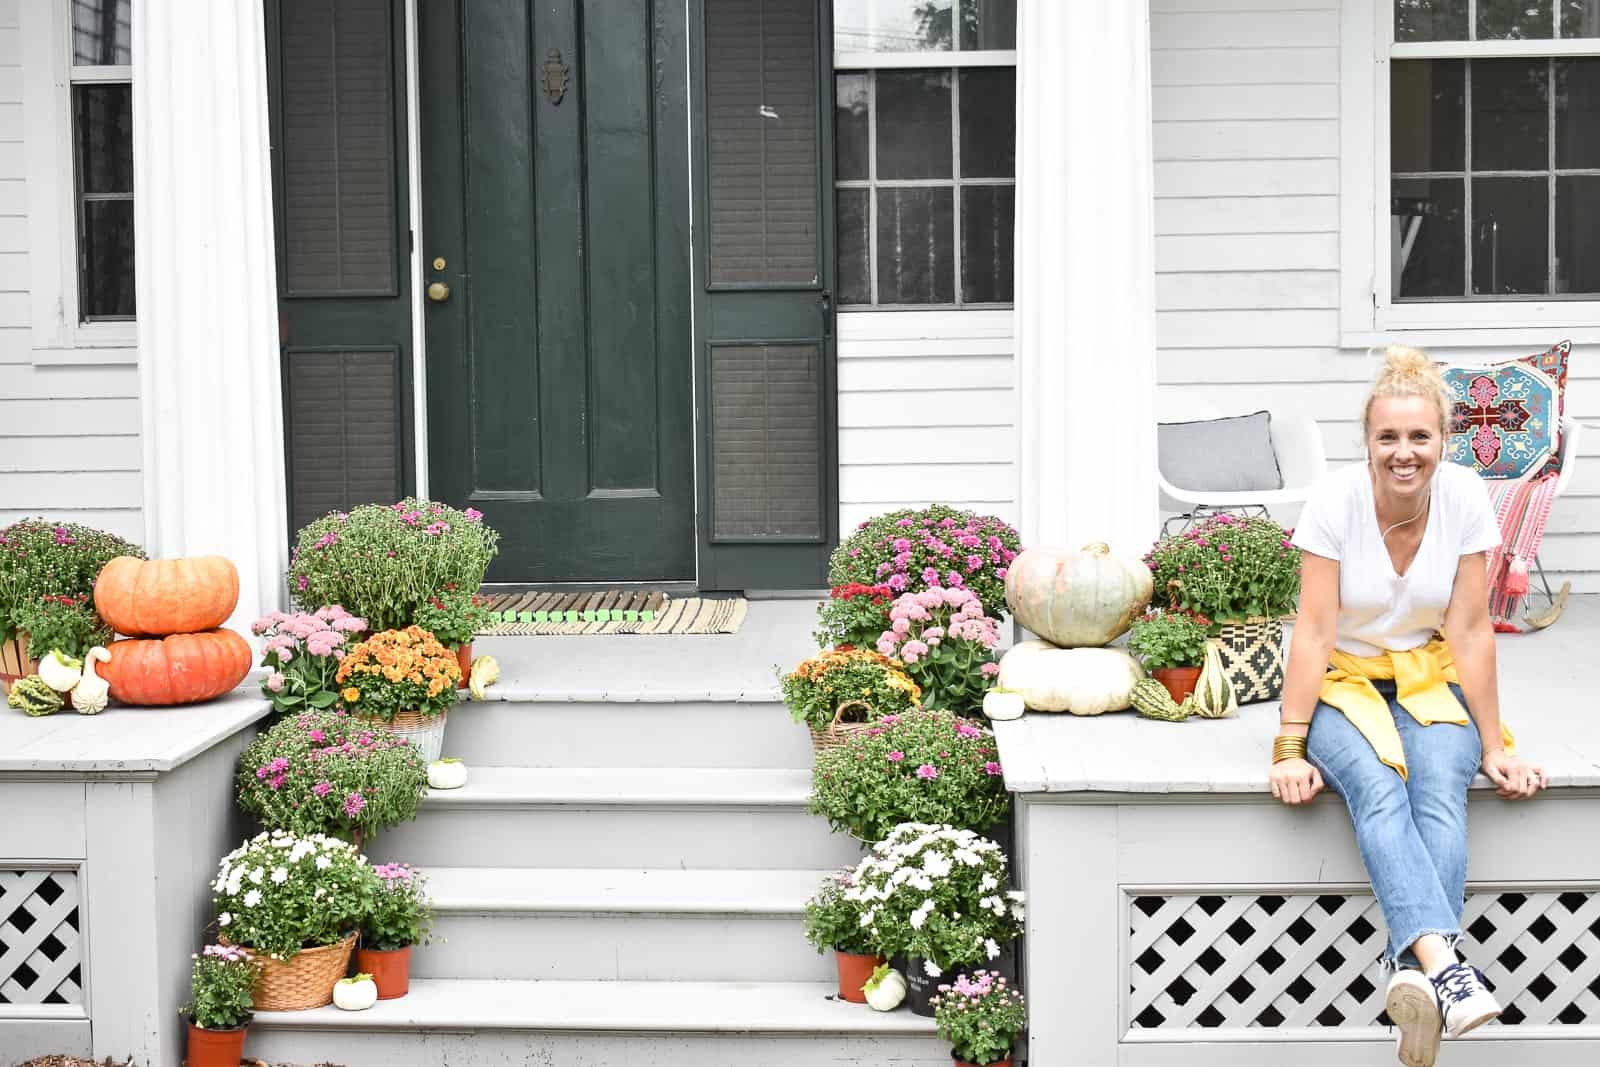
<box><xmin>1192</xmin><ymin>639</ymin><xmax>1237</xmax><ymax>719</ymax></box>
<box><xmin>1130</xmin><ymin>678</ymin><xmax>1196</xmax><ymax>722</ymax></box>
<box><xmin>7</xmin><ymin>675</ymin><xmax>65</xmax><ymax>717</ymax></box>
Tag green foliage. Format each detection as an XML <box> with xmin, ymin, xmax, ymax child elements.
<box><xmin>802</xmin><ymin>868</ymin><xmax>877</xmax><ymax>956</ymax></box>
<box><xmin>181</xmin><ymin>944</ymin><xmax>259</xmax><ymax>1031</ymax></box>
<box><xmin>828</xmin><ymin>505</ymin><xmax>1021</xmax><ymax>619</ymax></box>
<box><xmin>236</xmin><ymin>710</ymin><xmax>429</xmax><ymax>841</ymax></box>
<box><xmin>0</xmin><ymin>518</ymin><xmax>142</xmax><ymax>643</ymax></box>
<box><xmin>362</xmin><ymin>863</ymin><xmax>434</xmax><ymax>951</ymax></box>
<box><xmin>288</xmin><ymin>499</ymin><xmax>499</xmax><ymax>632</ymax></box>
<box><xmin>413</xmin><ymin>589</ymin><xmax>497</xmax><ymax>648</ymax></box>
<box><xmin>813</xmin><ymin>583</ymin><xmax>896</xmax><ymax>651</ymax></box>
<box><xmin>1143</xmin><ymin>514</ymin><xmax>1301</xmax><ymax>621</ymax></box>
<box><xmin>781</xmin><ymin>647</ymin><xmax>921</xmax><ymax>731</ymax></box>
<box><xmin>12</xmin><ymin>594</ymin><xmax>111</xmax><ymax>660</ymax></box>
<box><xmin>1126</xmin><ymin>608</ymin><xmax>1211</xmax><ymax>671</ymax></box>
<box><xmin>932</xmin><ymin>970</ymin><xmax>1027</xmax><ymax>1066</ymax></box>
<box><xmin>810</xmin><ymin>708</ymin><xmax>1009</xmax><ymax>843</ymax></box>
<box><xmin>6</xmin><ymin>674</ymin><xmax>64</xmax><ymax>716</ymax></box>
<box><xmin>211</xmin><ymin>831</ymin><xmax>380</xmax><ymax>960</ymax></box>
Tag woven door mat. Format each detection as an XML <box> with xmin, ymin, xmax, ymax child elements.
<box><xmin>475</xmin><ymin>590</ymin><xmax>748</xmax><ymax>636</ymax></box>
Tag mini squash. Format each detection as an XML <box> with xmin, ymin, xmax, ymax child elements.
<box><xmin>70</xmin><ymin>647</ymin><xmax>111</xmax><ymax>715</ymax></box>
<box><xmin>1192</xmin><ymin>639</ymin><xmax>1237</xmax><ymax>719</ymax></box>
<box><xmin>1130</xmin><ymin>678</ymin><xmax>1196</xmax><ymax>722</ymax></box>
<box><xmin>7</xmin><ymin>675</ymin><xmax>64</xmax><ymax>717</ymax></box>
<box><xmin>94</xmin><ymin>556</ymin><xmax>240</xmax><ymax>637</ymax></box>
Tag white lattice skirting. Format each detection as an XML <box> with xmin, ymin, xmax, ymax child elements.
<box><xmin>1129</xmin><ymin>888</ymin><xmax>1600</xmax><ymax>1031</ymax></box>
<box><xmin>0</xmin><ymin>870</ymin><xmax>83</xmax><ymax>1006</ymax></box>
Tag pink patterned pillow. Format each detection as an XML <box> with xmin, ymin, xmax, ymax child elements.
<box><xmin>1440</xmin><ymin>340</ymin><xmax>1570</xmax><ymax>483</ymax></box>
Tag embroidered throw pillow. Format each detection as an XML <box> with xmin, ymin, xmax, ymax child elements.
<box><xmin>1440</xmin><ymin>340</ymin><xmax>1570</xmax><ymax>483</ymax></box>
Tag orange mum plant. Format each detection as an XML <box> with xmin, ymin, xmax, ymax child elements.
<box><xmin>335</xmin><ymin>626</ymin><xmax>462</xmax><ymax>722</ymax></box>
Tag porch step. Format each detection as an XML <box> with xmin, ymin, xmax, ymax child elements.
<box><xmin>417</xmin><ymin>866</ymin><xmax>835</xmax><ymax>982</ymax></box>
<box><xmin>369</xmin><ymin>766</ymin><xmax>862</xmax><ymax>869</ymax></box>
<box><xmin>247</xmin><ymin>978</ymin><xmax>949</xmax><ymax>1067</ymax></box>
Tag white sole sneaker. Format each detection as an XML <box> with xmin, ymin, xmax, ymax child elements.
<box><xmin>1387</xmin><ymin>970</ymin><xmax>1442</xmax><ymax>1067</ymax></box>
<box><xmin>1446</xmin><ymin>1002</ymin><xmax>1500</xmax><ymax>1038</ymax></box>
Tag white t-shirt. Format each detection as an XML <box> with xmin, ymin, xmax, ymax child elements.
<box><xmin>1292</xmin><ymin>461</ymin><xmax>1500</xmax><ymax>656</ymax></box>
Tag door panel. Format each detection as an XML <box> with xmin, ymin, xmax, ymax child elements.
<box><xmin>422</xmin><ymin>0</ymin><xmax>694</xmax><ymax>582</ymax></box>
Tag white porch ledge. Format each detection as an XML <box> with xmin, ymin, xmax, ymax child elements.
<box><xmin>0</xmin><ymin>689</ymin><xmax>269</xmax><ymax>776</ymax></box>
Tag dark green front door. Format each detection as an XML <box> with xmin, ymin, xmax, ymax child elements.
<box><xmin>420</xmin><ymin>0</ymin><xmax>694</xmax><ymax>582</ymax></box>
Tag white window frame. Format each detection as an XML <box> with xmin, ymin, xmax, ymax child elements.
<box><xmin>21</xmin><ymin>0</ymin><xmax>136</xmax><ymax>365</ymax></box>
<box><xmin>1339</xmin><ymin>0</ymin><xmax>1600</xmax><ymax>348</ymax></box>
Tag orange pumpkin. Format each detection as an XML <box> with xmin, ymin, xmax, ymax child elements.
<box><xmin>101</xmin><ymin>629</ymin><xmax>252</xmax><ymax>706</ymax></box>
<box><xmin>95</xmin><ymin>556</ymin><xmax>240</xmax><ymax>637</ymax></box>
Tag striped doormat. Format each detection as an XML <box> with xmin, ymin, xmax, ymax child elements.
<box><xmin>475</xmin><ymin>590</ymin><xmax>748</xmax><ymax>636</ymax></box>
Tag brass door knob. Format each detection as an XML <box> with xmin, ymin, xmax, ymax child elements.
<box><xmin>427</xmin><ymin>281</ymin><xmax>451</xmax><ymax>303</ymax></box>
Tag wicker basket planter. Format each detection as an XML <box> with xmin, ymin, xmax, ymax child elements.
<box><xmin>358</xmin><ymin>709</ymin><xmax>449</xmax><ymax>764</ymax></box>
<box><xmin>225</xmin><ymin>931</ymin><xmax>357</xmax><ymax>1012</ymax></box>
<box><xmin>807</xmin><ymin>699</ymin><xmax>877</xmax><ymax>755</ymax></box>
<box><xmin>1213</xmin><ymin>617</ymin><xmax>1285</xmax><ymax>704</ymax></box>
<box><xmin>0</xmin><ymin>630</ymin><xmax>37</xmax><ymax>696</ymax></box>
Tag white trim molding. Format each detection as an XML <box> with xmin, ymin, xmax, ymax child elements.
<box><xmin>1339</xmin><ymin>0</ymin><xmax>1600</xmax><ymax>349</ymax></box>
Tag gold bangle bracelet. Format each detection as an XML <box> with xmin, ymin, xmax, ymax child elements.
<box><xmin>1279</xmin><ymin>718</ymin><xmax>1313</xmax><ymax>727</ymax></box>
<box><xmin>1272</xmin><ymin>735</ymin><xmax>1309</xmax><ymax>764</ymax></box>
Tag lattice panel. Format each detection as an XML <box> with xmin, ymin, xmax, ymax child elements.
<box><xmin>0</xmin><ymin>870</ymin><xmax>83</xmax><ymax>1005</ymax></box>
<box><xmin>1129</xmin><ymin>889</ymin><xmax>1600</xmax><ymax>1030</ymax></box>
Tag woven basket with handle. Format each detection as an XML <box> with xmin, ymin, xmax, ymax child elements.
<box><xmin>223</xmin><ymin>931</ymin><xmax>356</xmax><ymax>1012</ymax></box>
<box><xmin>807</xmin><ymin>699</ymin><xmax>878</xmax><ymax>755</ymax></box>
<box><xmin>356</xmin><ymin>709</ymin><xmax>449</xmax><ymax>764</ymax></box>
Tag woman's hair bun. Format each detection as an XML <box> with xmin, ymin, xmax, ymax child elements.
<box><xmin>1363</xmin><ymin>345</ymin><xmax>1452</xmax><ymax>436</ymax></box>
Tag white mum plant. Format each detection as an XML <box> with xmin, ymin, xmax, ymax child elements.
<box><xmin>210</xmin><ymin>829</ymin><xmax>378</xmax><ymax>960</ymax></box>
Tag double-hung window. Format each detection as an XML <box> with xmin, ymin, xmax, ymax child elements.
<box><xmin>833</xmin><ymin>0</ymin><xmax>1017</xmax><ymax>308</ymax></box>
<box><xmin>70</xmin><ymin>0</ymin><xmax>135</xmax><ymax>322</ymax></box>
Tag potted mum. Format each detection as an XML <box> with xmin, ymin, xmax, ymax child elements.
<box><xmin>828</xmin><ymin>505</ymin><xmax>1021</xmax><ymax>619</ymax></box>
<box><xmin>235</xmin><ymin>709</ymin><xmax>428</xmax><ymax>844</ymax></box>
<box><xmin>414</xmin><ymin>588</ymin><xmax>497</xmax><ymax>686</ymax></box>
<box><xmin>813</xmin><ymin>582</ymin><xmax>896</xmax><ymax>651</ymax></box>
<box><xmin>180</xmin><ymin>943</ymin><xmax>260</xmax><ymax>1067</ymax></box>
<box><xmin>1126</xmin><ymin>608</ymin><xmax>1211</xmax><ymax>703</ymax></box>
<box><xmin>874</xmin><ymin>587</ymin><xmax>1002</xmax><ymax>716</ymax></box>
<box><xmin>803</xmin><ymin>867</ymin><xmax>884</xmax><ymax>1003</ymax></box>
<box><xmin>932</xmin><ymin>970</ymin><xmax>1027</xmax><ymax>1067</ymax></box>
<box><xmin>252</xmin><ymin>606</ymin><xmax>367</xmax><ymax>716</ymax></box>
<box><xmin>810</xmin><ymin>708</ymin><xmax>1009</xmax><ymax>843</ymax></box>
<box><xmin>845</xmin><ymin>823</ymin><xmax>1025</xmax><ymax>1017</ymax></box>
<box><xmin>1144</xmin><ymin>514</ymin><xmax>1301</xmax><ymax>703</ymax></box>
<box><xmin>288</xmin><ymin>499</ymin><xmax>499</xmax><ymax>632</ymax></box>
<box><xmin>211</xmin><ymin>830</ymin><xmax>379</xmax><ymax>1011</ymax></box>
<box><xmin>336</xmin><ymin>626</ymin><xmax>462</xmax><ymax>762</ymax></box>
<box><xmin>781</xmin><ymin>647</ymin><xmax>921</xmax><ymax>753</ymax></box>
<box><xmin>357</xmin><ymin>862</ymin><xmax>434</xmax><ymax>1000</ymax></box>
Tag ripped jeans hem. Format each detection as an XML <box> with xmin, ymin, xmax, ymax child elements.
<box><xmin>1381</xmin><ymin>929</ymin><xmax>1463</xmax><ymax>974</ymax></box>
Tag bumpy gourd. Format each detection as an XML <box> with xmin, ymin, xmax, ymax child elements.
<box><xmin>7</xmin><ymin>675</ymin><xmax>65</xmax><ymax>717</ymax></box>
<box><xmin>1130</xmin><ymin>678</ymin><xmax>1196</xmax><ymax>722</ymax></box>
<box><xmin>1192</xmin><ymin>639</ymin><xmax>1237</xmax><ymax>719</ymax></box>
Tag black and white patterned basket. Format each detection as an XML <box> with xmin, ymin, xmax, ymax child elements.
<box><xmin>1215</xmin><ymin>617</ymin><xmax>1284</xmax><ymax>704</ymax></box>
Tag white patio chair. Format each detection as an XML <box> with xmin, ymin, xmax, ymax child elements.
<box><xmin>1155</xmin><ymin>401</ymin><xmax>1328</xmax><ymax>533</ymax></box>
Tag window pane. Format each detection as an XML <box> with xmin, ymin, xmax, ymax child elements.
<box><xmin>959</xmin><ymin>68</ymin><xmax>1015</xmax><ymax>177</ymax></box>
<box><xmin>1555</xmin><ymin>59</ymin><xmax>1600</xmax><ymax>168</ymax></box>
<box><xmin>877</xmin><ymin>187</ymin><xmax>953</xmax><ymax>303</ymax></box>
<box><xmin>73</xmin><ymin>84</ymin><xmax>132</xmax><ymax>195</ymax></box>
<box><xmin>1561</xmin><ymin>0</ymin><xmax>1600</xmax><ymax>37</ymax></box>
<box><xmin>1472</xmin><ymin>177</ymin><xmax>1548</xmax><ymax>294</ymax></box>
<box><xmin>1395</xmin><ymin>0</ymin><xmax>1468</xmax><ymax>42</ymax></box>
<box><xmin>1391</xmin><ymin>60</ymin><xmax>1464</xmax><ymax>173</ymax></box>
<box><xmin>837</xmin><ymin>187</ymin><xmax>871</xmax><ymax>303</ymax></box>
<box><xmin>80</xmin><ymin>199</ymin><xmax>135</xmax><ymax>319</ymax></box>
<box><xmin>834</xmin><ymin>0</ymin><xmax>952</xmax><ymax>52</ymax></box>
<box><xmin>1478</xmin><ymin>0</ymin><xmax>1554</xmax><ymax>39</ymax></box>
<box><xmin>836</xmin><ymin>73</ymin><xmax>870</xmax><ymax>181</ymax></box>
<box><xmin>1555</xmin><ymin>176</ymin><xmax>1600</xmax><ymax>293</ymax></box>
<box><xmin>1392</xmin><ymin>178</ymin><xmax>1465</xmax><ymax>298</ymax></box>
<box><xmin>876</xmin><ymin>70</ymin><xmax>952</xmax><ymax>179</ymax></box>
<box><xmin>72</xmin><ymin>0</ymin><xmax>130</xmax><ymax>65</ymax></box>
<box><xmin>1471</xmin><ymin>60</ymin><xmax>1549</xmax><ymax>171</ymax></box>
<box><xmin>961</xmin><ymin>185</ymin><xmax>1013</xmax><ymax>303</ymax></box>
<box><xmin>960</xmin><ymin>0</ymin><xmax>1016</xmax><ymax>50</ymax></box>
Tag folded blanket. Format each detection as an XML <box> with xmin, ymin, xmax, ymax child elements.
<box><xmin>1483</xmin><ymin>474</ymin><xmax>1561</xmax><ymax>625</ymax></box>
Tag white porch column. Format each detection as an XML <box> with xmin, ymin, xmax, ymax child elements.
<box><xmin>133</xmin><ymin>0</ymin><xmax>287</xmax><ymax>629</ymax></box>
<box><xmin>1014</xmin><ymin>0</ymin><xmax>1159</xmax><ymax>559</ymax></box>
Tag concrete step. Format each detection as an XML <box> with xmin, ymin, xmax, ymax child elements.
<box><xmin>416</xmin><ymin>866</ymin><xmax>836</xmax><ymax>982</ymax></box>
<box><xmin>248</xmin><ymin>978</ymin><xmax>949</xmax><ymax>1067</ymax></box>
<box><xmin>368</xmin><ymin>766</ymin><xmax>864</xmax><ymax>869</ymax></box>
<box><xmin>441</xmin><ymin>693</ymin><xmax>813</xmax><ymax>769</ymax></box>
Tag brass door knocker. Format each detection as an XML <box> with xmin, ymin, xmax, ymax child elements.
<box><xmin>542</xmin><ymin>48</ymin><xmax>570</xmax><ymax>105</ymax></box>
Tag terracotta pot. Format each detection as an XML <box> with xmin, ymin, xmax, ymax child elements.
<box><xmin>1152</xmin><ymin>666</ymin><xmax>1201</xmax><ymax>704</ymax></box>
<box><xmin>954</xmin><ymin>1058</ymin><xmax>1012</xmax><ymax>1067</ymax></box>
<box><xmin>454</xmin><ymin>642</ymin><xmax>472</xmax><ymax>688</ymax></box>
<box><xmin>355</xmin><ymin>944</ymin><xmax>412</xmax><ymax>1000</ymax></box>
<box><xmin>186</xmin><ymin>1021</ymin><xmax>247</xmax><ymax>1067</ymax></box>
<box><xmin>834</xmin><ymin>949</ymin><xmax>884</xmax><ymax>1004</ymax></box>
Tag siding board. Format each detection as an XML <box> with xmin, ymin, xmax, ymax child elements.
<box><xmin>1156</xmin><ymin>196</ymin><xmax>1338</xmax><ymax>235</ymax></box>
<box><xmin>0</xmin><ymin>435</ymin><xmax>140</xmax><ymax>472</ymax></box>
<box><xmin>0</xmin><ymin>363</ymin><xmax>139</xmax><ymax>399</ymax></box>
<box><xmin>1154</xmin><ymin>85</ymin><xmax>1338</xmax><ymax>121</ymax></box>
<box><xmin>1155</xmin><ymin>158</ymin><xmax>1338</xmax><ymax>197</ymax></box>
<box><xmin>1150</xmin><ymin>11</ymin><xmax>1339</xmax><ymax>49</ymax></box>
<box><xmin>1151</xmin><ymin>48</ymin><xmax>1337</xmax><ymax>85</ymax></box>
<box><xmin>0</xmin><ymin>470</ymin><xmax>140</xmax><ymax>509</ymax></box>
<box><xmin>0</xmin><ymin>399</ymin><xmax>141</xmax><ymax>435</ymax></box>
<box><xmin>1154</xmin><ymin>119</ymin><xmax>1337</xmax><ymax>161</ymax></box>
<box><xmin>1158</xmin><ymin>271</ymin><xmax>1338</xmax><ymax>310</ymax></box>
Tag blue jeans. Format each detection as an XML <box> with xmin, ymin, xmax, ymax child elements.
<box><xmin>1306</xmin><ymin>681</ymin><xmax>1483</xmax><ymax>969</ymax></box>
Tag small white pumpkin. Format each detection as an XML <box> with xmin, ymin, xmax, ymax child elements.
<box><xmin>427</xmin><ymin>757</ymin><xmax>468</xmax><ymax>790</ymax></box>
<box><xmin>333</xmin><ymin>973</ymin><xmax>378</xmax><ymax>1011</ymax></box>
<box><xmin>1004</xmin><ymin>543</ymin><xmax>1153</xmax><ymax>648</ymax></box>
<box><xmin>982</xmin><ymin>687</ymin><xmax>1026</xmax><ymax>722</ymax></box>
<box><xmin>996</xmin><ymin>640</ymin><xmax>1144</xmax><ymax>715</ymax></box>
<box><xmin>37</xmin><ymin>650</ymin><xmax>83</xmax><ymax>693</ymax></box>
<box><xmin>70</xmin><ymin>647</ymin><xmax>111</xmax><ymax>715</ymax></box>
<box><xmin>863</xmin><ymin>963</ymin><xmax>907</xmax><ymax>1012</ymax></box>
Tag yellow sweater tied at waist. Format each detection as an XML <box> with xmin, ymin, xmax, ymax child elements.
<box><xmin>1319</xmin><ymin>637</ymin><xmax>1513</xmax><ymax>780</ymax></box>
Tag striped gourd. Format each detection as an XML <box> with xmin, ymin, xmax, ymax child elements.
<box><xmin>1130</xmin><ymin>678</ymin><xmax>1195</xmax><ymax>722</ymax></box>
<box><xmin>1192</xmin><ymin>639</ymin><xmax>1237</xmax><ymax>719</ymax></box>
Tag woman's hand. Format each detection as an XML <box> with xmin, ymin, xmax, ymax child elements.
<box><xmin>1270</xmin><ymin>758</ymin><xmax>1324</xmax><ymax>805</ymax></box>
<box><xmin>1482</xmin><ymin>748</ymin><xmax>1546</xmax><ymax>799</ymax></box>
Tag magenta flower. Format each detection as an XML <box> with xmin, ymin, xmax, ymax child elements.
<box><xmin>984</xmin><ymin>761</ymin><xmax>1003</xmax><ymax>776</ymax></box>
<box><xmin>921</xmin><ymin>566</ymin><xmax>940</xmax><ymax>585</ymax></box>
<box><xmin>887</xmin><ymin>750</ymin><xmax>905</xmax><ymax>762</ymax></box>
<box><xmin>464</xmin><ymin>507</ymin><xmax>484</xmax><ymax>521</ymax></box>
<box><xmin>916</xmin><ymin>763</ymin><xmax>939</xmax><ymax>780</ymax></box>
<box><xmin>956</xmin><ymin>721</ymin><xmax>983</xmax><ymax>739</ymax></box>
<box><xmin>313</xmin><ymin>780</ymin><xmax>333</xmax><ymax>797</ymax></box>
<box><xmin>343</xmin><ymin>792</ymin><xmax>367</xmax><ymax>816</ymax></box>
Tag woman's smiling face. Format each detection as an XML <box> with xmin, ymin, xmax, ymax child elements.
<box><xmin>1366</xmin><ymin>394</ymin><xmax>1443</xmax><ymax>500</ymax></box>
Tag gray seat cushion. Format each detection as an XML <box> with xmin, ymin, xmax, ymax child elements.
<box><xmin>1158</xmin><ymin>411</ymin><xmax>1285</xmax><ymax>493</ymax></box>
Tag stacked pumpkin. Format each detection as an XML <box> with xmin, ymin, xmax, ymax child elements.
<box><xmin>93</xmin><ymin>556</ymin><xmax>253</xmax><ymax>705</ymax></box>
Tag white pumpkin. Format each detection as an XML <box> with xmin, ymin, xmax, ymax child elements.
<box><xmin>333</xmin><ymin>973</ymin><xmax>378</xmax><ymax>1011</ymax></box>
<box><xmin>863</xmin><ymin>963</ymin><xmax>907</xmax><ymax>1012</ymax></box>
<box><xmin>70</xmin><ymin>647</ymin><xmax>111</xmax><ymax>715</ymax></box>
<box><xmin>427</xmin><ymin>758</ymin><xmax>468</xmax><ymax>790</ymax></box>
<box><xmin>37</xmin><ymin>650</ymin><xmax>83</xmax><ymax>693</ymax></box>
<box><xmin>1004</xmin><ymin>543</ymin><xmax>1153</xmax><ymax>648</ymax></box>
<box><xmin>996</xmin><ymin>640</ymin><xmax>1144</xmax><ymax>715</ymax></box>
<box><xmin>982</xmin><ymin>688</ymin><xmax>1026</xmax><ymax>722</ymax></box>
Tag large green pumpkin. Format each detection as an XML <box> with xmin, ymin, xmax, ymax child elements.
<box><xmin>1003</xmin><ymin>543</ymin><xmax>1153</xmax><ymax>648</ymax></box>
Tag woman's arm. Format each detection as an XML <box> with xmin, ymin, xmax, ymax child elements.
<box><xmin>1271</xmin><ymin>550</ymin><xmax>1339</xmax><ymax>805</ymax></box>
